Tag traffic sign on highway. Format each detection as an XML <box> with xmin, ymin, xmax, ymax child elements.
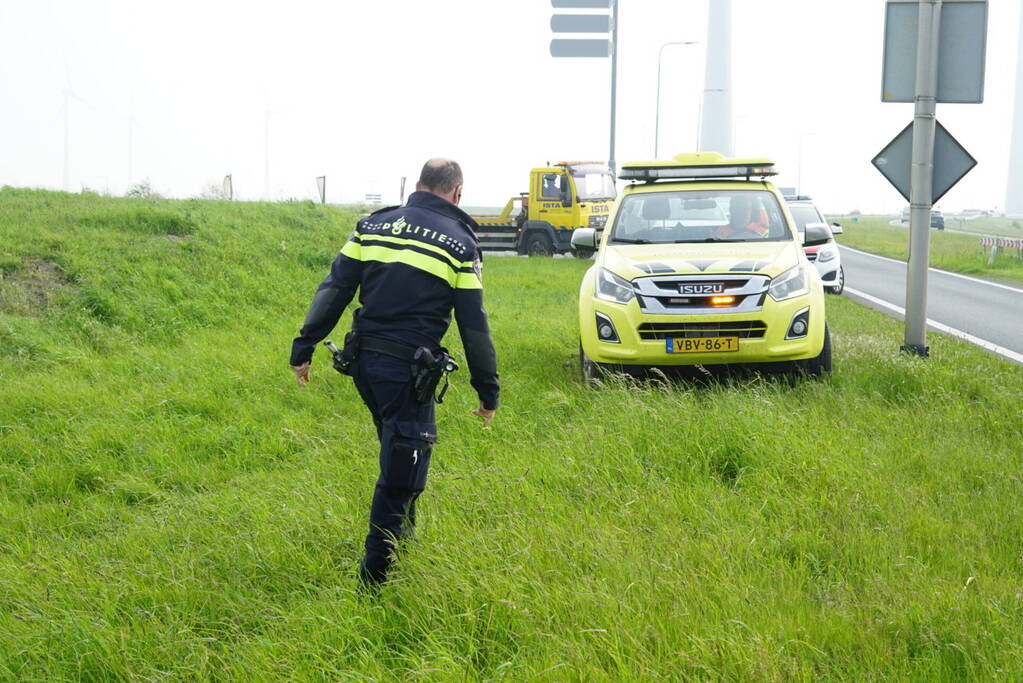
<box><xmin>872</xmin><ymin>120</ymin><xmax>977</xmax><ymax>203</ymax></box>
<box><xmin>551</xmin><ymin>0</ymin><xmax>610</xmax><ymax>7</ymax></box>
<box><xmin>881</xmin><ymin>0</ymin><xmax>988</xmax><ymax>103</ymax></box>
<box><xmin>550</xmin><ymin>39</ymin><xmax>610</xmax><ymax>58</ymax></box>
<box><xmin>551</xmin><ymin>14</ymin><xmax>611</xmax><ymax>33</ymax></box>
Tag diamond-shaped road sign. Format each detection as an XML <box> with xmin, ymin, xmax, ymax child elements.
<box><xmin>872</xmin><ymin>120</ymin><xmax>977</xmax><ymax>203</ymax></box>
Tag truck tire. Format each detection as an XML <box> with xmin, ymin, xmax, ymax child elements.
<box><xmin>580</xmin><ymin>342</ymin><xmax>602</xmax><ymax>383</ymax></box>
<box><xmin>524</xmin><ymin>232</ymin><xmax>554</xmax><ymax>257</ymax></box>
<box><xmin>573</xmin><ymin>247</ymin><xmax>595</xmax><ymax>259</ymax></box>
<box><xmin>827</xmin><ymin>266</ymin><xmax>845</xmax><ymax>295</ymax></box>
<box><xmin>795</xmin><ymin>324</ymin><xmax>832</xmax><ymax>377</ymax></box>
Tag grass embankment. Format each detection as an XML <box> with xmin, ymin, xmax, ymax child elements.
<box><xmin>2</xmin><ymin>188</ymin><xmax>1023</xmax><ymax>679</ymax></box>
<box><xmin>834</xmin><ymin>215</ymin><xmax>1023</xmax><ymax>283</ymax></box>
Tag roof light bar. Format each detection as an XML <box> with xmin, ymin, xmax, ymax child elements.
<box><xmin>620</xmin><ymin>153</ymin><xmax>778</xmax><ymax>182</ymax></box>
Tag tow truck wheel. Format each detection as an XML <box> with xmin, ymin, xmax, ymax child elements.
<box><xmin>579</xmin><ymin>342</ymin><xmax>601</xmax><ymax>383</ymax></box>
<box><xmin>827</xmin><ymin>267</ymin><xmax>845</xmax><ymax>295</ymax></box>
<box><xmin>795</xmin><ymin>324</ymin><xmax>832</xmax><ymax>377</ymax></box>
<box><xmin>524</xmin><ymin>232</ymin><xmax>554</xmax><ymax>257</ymax></box>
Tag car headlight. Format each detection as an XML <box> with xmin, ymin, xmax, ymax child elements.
<box><xmin>769</xmin><ymin>264</ymin><xmax>809</xmax><ymax>301</ymax></box>
<box><xmin>817</xmin><ymin>246</ymin><xmax>836</xmax><ymax>263</ymax></box>
<box><xmin>595</xmin><ymin>267</ymin><xmax>635</xmax><ymax>305</ymax></box>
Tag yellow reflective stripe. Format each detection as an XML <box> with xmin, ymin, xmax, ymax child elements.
<box><xmin>455</xmin><ymin>270</ymin><xmax>483</xmax><ymax>290</ymax></box>
<box><xmin>358</xmin><ymin>244</ymin><xmax>457</xmax><ymax>286</ymax></box>
<box><xmin>360</xmin><ymin>233</ymin><xmax>474</xmax><ymax>269</ymax></box>
<box><xmin>340</xmin><ymin>238</ymin><xmax>362</xmax><ymax>260</ymax></box>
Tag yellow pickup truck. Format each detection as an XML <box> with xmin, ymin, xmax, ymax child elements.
<box><xmin>472</xmin><ymin>162</ymin><xmax>616</xmax><ymax>256</ymax></box>
<box><xmin>573</xmin><ymin>153</ymin><xmax>831</xmax><ymax>378</ymax></box>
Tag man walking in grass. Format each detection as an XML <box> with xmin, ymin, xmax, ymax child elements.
<box><xmin>289</xmin><ymin>158</ymin><xmax>500</xmax><ymax>585</ymax></box>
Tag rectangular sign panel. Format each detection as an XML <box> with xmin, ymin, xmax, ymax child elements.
<box><xmin>551</xmin><ymin>14</ymin><xmax>610</xmax><ymax>33</ymax></box>
<box><xmin>881</xmin><ymin>0</ymin><xmax>988</xmax><ymax>103</ymax></box>
<box><xmin>551</xmin><ymin>0</ymin><xmax>610</xmax><ymax>7</ymax></box>
<box><xmin>550</xmin><ymin>38</ymin><xmax>610</xmax><ymax>58</ymax></box>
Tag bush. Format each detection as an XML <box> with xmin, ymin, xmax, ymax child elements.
<box><xmin>126</xmin><ymin>180</ymin><xmax>163</xmax><ymax>200</ymax></box>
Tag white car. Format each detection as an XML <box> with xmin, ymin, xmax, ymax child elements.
<box><xmin>786</xmin><ymin>197</ymin><xmax>844</xmax><ymax>295</ymax></box>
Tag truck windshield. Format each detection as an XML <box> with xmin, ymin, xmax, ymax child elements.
<box><xmin>609</xmin><ymin>190</ymin><xmax>793</xmax><ymax>244</ymax></box>
<box><xmin>787</xmin><ymin>205</ymin><xmax>824</xmax><ymax>235</ymax></box>
<box><xmin>569</xmin><ymin>164</ymin><xmax>616</xmax><ymax>201</ymax></box>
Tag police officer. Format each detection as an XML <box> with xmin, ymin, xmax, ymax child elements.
<box><xmin>289</xmin><ymin>158</ymin><xmax>499</xmax><ymax>585</ymax></box>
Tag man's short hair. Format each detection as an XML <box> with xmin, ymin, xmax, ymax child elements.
<box><xmin>419</xmin><ymin>159</ymin><xmax>463</xmax><ymax>194</ymax></box>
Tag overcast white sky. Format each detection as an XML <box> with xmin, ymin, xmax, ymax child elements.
<box><xmin>0</xmin><ymin>0</ymin><xmax>1018</xmax><ymax>214</ymax></box>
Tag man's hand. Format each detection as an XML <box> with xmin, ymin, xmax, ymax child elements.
<box><xmin>471</xmin><ymin>401</ymin><xmax>496</xmax><ymax>427</ymax></box>
<box><xmin>291</xmin><ymin>362</ymin><xmax>311</xmax><ymax>386</ymax></box>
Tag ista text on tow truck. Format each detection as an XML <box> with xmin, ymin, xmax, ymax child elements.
<box><xmin>472</xmin><ymin>162</ymin><xmax>616</xmax><ymax>256</ymax></box>
<box><xmin>572</xmin><ymin>153</ymin><xmax>831</xmax><ymax>378</ymax></box>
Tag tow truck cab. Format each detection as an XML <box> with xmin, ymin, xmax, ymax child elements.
<box><xmin>472</xmin><ymin>162</ymin><xmax>616</xmax><ymax>255</ymax></box>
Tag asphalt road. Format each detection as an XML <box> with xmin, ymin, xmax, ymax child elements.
<box><xmin>839</xmin><ymin>245</ymin><xmax>1023</xmax><ymax>363</ymax></box>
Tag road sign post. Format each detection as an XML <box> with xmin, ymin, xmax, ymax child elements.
<box><xmin>876</xmin><ymin>0</ymin><xmax>987</xmax><ymax>358</ymax></box>
<box><xmin>904</xmin><ymin>0</ymin><xmax>940</xmax><ymax>357</ymax></box>
<box><xmin>316</xmin><ymin>176</ymin><xmax>326</xmax><ymax>204</ymax></box>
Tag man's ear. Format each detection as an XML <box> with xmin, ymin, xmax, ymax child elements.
<box><xmin>453</xmin><ymin>185</ymin><xmax>463</xmax><ymax>205</ymax></box>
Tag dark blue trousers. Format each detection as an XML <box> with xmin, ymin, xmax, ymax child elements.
<box><xmin>351</xmin><ymin>351</ymin><xmax>436</xmax><ymax>583</ymax></box>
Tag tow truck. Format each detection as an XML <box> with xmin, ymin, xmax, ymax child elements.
<box><xmin>572</xmin><ymin>152</ymin><xmax>830</xmax><ymax>378</ymax></box>
<box><xmin>471</xmin><ymin>162</ymin><xmax>616</xmax><ymax>256</ymax></box>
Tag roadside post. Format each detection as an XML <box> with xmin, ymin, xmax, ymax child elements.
<box><xmin>223</xmin><ymin>174</ymin><xmax>233</xmax><ymax>201</ymax></box>
<box><xmin>549</xmin><ymin>0</ymin><xmax>618</xmax><ymax>174</ymax></box>
<box><xmin>400</xmin><ymin>176</ymin><xmax>407</xmax><ymax>205</ymax></box>
<box><xmin>874</xmin><ymin>0</ymin><xmax>987</xmax><ymax>357</ymax></box>
<box><xmin>316</xmin><ymin>176</ymin><xmax>326</xmax><ymax>204</ymax></box>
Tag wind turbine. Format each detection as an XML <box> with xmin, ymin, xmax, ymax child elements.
<box><xmin>62</xmin><ymin>63</ymin><xmax>90</xmax><ymax>192</ymax></box>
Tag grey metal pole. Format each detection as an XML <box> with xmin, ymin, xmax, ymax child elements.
<box><xmin>608</xmin><ymin>0</ymin><xmax>619</xmax><ymax>175</ymax></box>
<box><xmin>903</xmin><ymin>0</ymin><xmax>941</xmax><ymax>357</ymax></box>
<box><xmin>655</xmin><ymin>41</ymin><xmax>697</xmax><ymax>158</ymax></box>
<box><xmin>63</xmin><ymin>91</ymin><xmax>70</xmax><ymax>192</ymax></box>
<box><xmin>264</xmin><ymin>109</ymin><xmax>271</xmax><ymax>200</ymax></box>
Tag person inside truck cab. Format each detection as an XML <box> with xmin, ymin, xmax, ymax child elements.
<box><xmin>542</xmin><ymin>174</ymin><xmax>561</xmax><ymax>199</ymax></box>
<box><xmin>717</xmin><ymin>194</ymin><xmax>770</xmax><ymax>238</ymax></box>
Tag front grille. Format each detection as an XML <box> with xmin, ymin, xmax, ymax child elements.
<box><xmin>634</xmin><ymin>274</ymin><xmax>770</xmax><ymax>315</ymax></box>
<box><xmin>805</xmin><ymin>252</ymin><xmax>818</xmax><ymax>262</ymax></box>
<box><xmin>638</xmin><ymin>321</ymin><xmax>768</xmax><ymax>340</ymax></box>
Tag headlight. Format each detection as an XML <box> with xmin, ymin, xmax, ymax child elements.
<box><xmin>817</xmin><ymin>246</ymin><xmax>836</xmax><ymax>263</ymax></box>
<box><xmin>769</xmin><ymin>264</ymin><xmax>809</xmax><ymax>301</ymax></box>
<box><xmin>595</xmin><ymin>267</ymin><xmax>635</xmax><ymax>304</ymax></box>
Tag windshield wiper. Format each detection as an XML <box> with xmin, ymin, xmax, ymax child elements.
<box><xmin>612</xmin><ymin>237</ymin><xmax>651</xmax><ymax>244</ymax></box>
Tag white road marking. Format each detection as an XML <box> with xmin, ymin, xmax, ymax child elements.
<box><xmin>844</xmin><ymin>286</ymin><xmax>1023</xmax><ymax>366</ymax></box>
<box><xmin>839</xmin><ymin>245</ymin><xmax>1023</xmax><ymax>295</ymax></box>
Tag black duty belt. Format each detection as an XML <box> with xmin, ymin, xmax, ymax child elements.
<box><xmin>359</xmin><ymin>336</ymin><xmax>419</xmax><ymax>362</ymax></box>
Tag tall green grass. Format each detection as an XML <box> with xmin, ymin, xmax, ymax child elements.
<box><xmin>2</xmin><ymin>188</ymin><xmax>1023</xmax><ymax>679</ymax></box>
<box><xmin>833</xmin><ymin>215</ymin><xmax>1023</xmax><ymax>283</ymax></box>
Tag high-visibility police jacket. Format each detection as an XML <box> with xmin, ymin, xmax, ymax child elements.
<box><xmin>290</xmin><ymin>191</ymin><xmax>499</xmax><ymax>409</ymax></box>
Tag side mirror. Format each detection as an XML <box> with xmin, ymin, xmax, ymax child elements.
<box><xmin>560</xmin><ymin>185</ymin><xmax>572</xmax><ymax>208</ymax></box>
<box><xmin>830</xmin><ymin>221</ymin><xmax>844</xmax><ymax>235</ymax></box>
<box><xmin>571</xmin><ymin>227</ymin><xmax>598</xmax><ymax>250</ymax></box>
<box><xmin>803</xmin><ymin>222</ymin><xmax>833</xmax><ymax>246</ymax></box>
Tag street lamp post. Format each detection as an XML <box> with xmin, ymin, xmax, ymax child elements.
<box><xmin>655</xmin><ymin>40</ymin><xmax>697</xmax><ymax>158</ymax></box>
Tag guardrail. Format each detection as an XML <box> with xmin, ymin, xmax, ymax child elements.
<box><xmin>981</xmin><ymin>236</ymin><xmax>1023</xmax><ymax>265</ymax></box>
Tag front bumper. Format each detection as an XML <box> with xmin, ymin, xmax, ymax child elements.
<box><xmin>580</xmin><ymin>290</ymin><xmax>825</xmax><ymax>366</ymax></box>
